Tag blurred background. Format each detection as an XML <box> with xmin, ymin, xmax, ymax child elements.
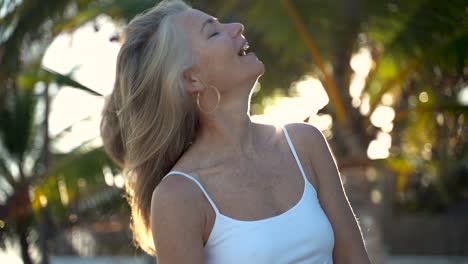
<box><xmin>0</xmin><ymin>0</ymin><xmax>467</xmax><ymax>263</ymax></box>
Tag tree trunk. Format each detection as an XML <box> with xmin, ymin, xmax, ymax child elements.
<box><xmin>39</xmin><ymin>206</ymin><xmax>50</xmax><ymax>264</ymax></box>
<box><xmin>39</xmin><ymin>81</ymin><xmax>51</xmax><ymax>264</ymax></box>
<box><xmin>17</xmin><ymin>216</ymin><xmax>33</xmax><ymax>264</ymax></box>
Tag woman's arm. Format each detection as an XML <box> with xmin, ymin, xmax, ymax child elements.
<box><xmin>151</xmin><ymin>175</ymin><xmax>206</xmax><ymax>264</ymax></box>
<box><xmin>294</xmin><ymin>123</ymin><xmax>371</xmax><ymax>264</ymax></box>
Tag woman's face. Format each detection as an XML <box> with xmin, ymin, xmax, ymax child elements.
<box><xmin>174</xmin><ymin>9</ymin><xmax>264</xmax><ymax>95</ymax></box>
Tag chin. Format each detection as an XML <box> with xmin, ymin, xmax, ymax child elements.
<box><xmin>254</xmin><ymin>63</ymin><xmax>265</xmax><ymax>78</ymax></box>
<box><xmin>249</xmin><ymin>56</ymin><xmax>264</xmax><ymax>72</ymax></box>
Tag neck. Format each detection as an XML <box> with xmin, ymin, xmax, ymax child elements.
<box><xmin>196</xmin><ymin>93</ymin><xmax>257</xmax><ymax>156</ymax></box>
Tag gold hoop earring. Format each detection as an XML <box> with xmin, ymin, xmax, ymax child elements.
<box><xmin>197</xmin><ymin>85</ymin><xmax>221</xmax><ymax>114</ymax></box>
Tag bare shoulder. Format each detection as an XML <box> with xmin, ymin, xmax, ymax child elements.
<box><xmin>284</xmin><ymin>122</ymin><xmax>324</xmax><ymax>143</ymax></box>
<box><xmin>150</xmin><ymin>174</ymin><xmax>205</xmax><ymax>263</ymax></box>
<box><xmin>152</xmin><ymin>174</ymin><xmax>206</xmax><ymax>213</ymax></box>
<box><xmin>283</xmin><ymin>122</ymin><xmax>328</xmax><ymax>157</ymax></box>
<box><xmin>283</xmin><ymin>122</ymin><xmax>336</xmax><ymax>169</ymax></box>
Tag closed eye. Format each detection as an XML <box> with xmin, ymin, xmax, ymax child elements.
<box><xmin>210</xmin><ymin>32</ymin><xmax>219</xmax><ymax>38</ymax></box>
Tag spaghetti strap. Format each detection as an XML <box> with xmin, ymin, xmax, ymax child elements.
<box><xmin>163</xmin><ymin>170</ymin><xmax>220</xmax><ymax>214</ymax></box>
<box><xmin>282</xmin><ymin>125</ymin><xmax>308</xmax><ymax>182</ymax></box>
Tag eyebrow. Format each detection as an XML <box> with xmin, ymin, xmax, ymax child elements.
<box><xmin>200</xmin><ymin>17</ymin><xmax>219</xmax><ymax>34</ymax></box>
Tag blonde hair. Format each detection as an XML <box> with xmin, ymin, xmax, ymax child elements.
<box><xmin>100</xmin><ymin>0</ymin><xmax>198</xmax><ymax>256</ymax></box>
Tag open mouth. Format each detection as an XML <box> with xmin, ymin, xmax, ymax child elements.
<box><xmin>238</xmin><ymin>41</ymin><xmax>250</xmax><ymax>56</ymax></box>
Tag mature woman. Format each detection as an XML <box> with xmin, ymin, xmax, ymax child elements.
<box><xmin>100</xmin><ymin>0</ymin><xmax>371</xmax><ymax>263</ymax></box>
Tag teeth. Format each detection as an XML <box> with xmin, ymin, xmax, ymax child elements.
<box><xmin>238</xmin><ymin>41</ymin><xmax>250</xmax><ymax>56</ymax></box>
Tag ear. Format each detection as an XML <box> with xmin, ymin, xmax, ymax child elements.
<box><xmin>183</xmin><ymin>68</ymin><xmax>205</xmax><ymax>95</ymax></box>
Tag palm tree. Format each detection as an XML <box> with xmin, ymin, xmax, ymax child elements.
<box><xmin>0</xmin><ymin>0</ymin><xmax>150</xmax><ymax>262</ymax></box>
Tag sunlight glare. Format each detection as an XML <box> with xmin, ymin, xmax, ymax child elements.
<box><xmin>359</xmin><ymin>94</ymin><xmax>370</xmax><ymax>115</ymax></box>
<box><xmin>114</xmin><ymin>173</ymin><xmax>125</xmax><ymax>189</ymax></box>
<box><xmin>418</xmin><ymin>91</ymin><xmax>429</xmax><ymax>103</ymax></box>
<box><xmin>382</xmin><ymin>93</ymin><xmax>394</xmax><ymax>106</ymax></box>
<box><xmin>0</xmin><ymin>253</ymin><xmax>22</xmax><ymax>264</ymax></box>
<box><xmin>350</xmin><ymin>48</ymin><xmax>373</xmax><ymax>77</ymax></box>
<box><xmin>103</xmin><ymin>166</ymin><xmax>115</xmax><ymax>186</ymax></box>
<box><xmin>349</xmin><ymin>75</ymin><xmax>366</xmax><ymax>99</ymax></box>
<box><xmin>308</xmin><ymin>114</ymin><xmax>333</xmax><ymax>131</ymax></box>
<box><xmin>349</xmin><ymin>48</ymin><xmax>374</xmax><ymax>112</ymax></box>
<box><xmin>457</xmin><ymin>85</ymin><xmax>468</xmax><ymax>105</ymax></box>
<box><xmin>252</xmin><ymin>76</ymin><xmax>329</xmax><ymax>127</ymax></box>
<box><xmin>370</xmin><ymin>105</ymin><xmax>395</xmax><ymax>128</ymax></box>
<box><xmin>367</xmin><ymin>131</ymin><xmax>392</xmax><ymax>159</ymax></box>
<box><xmin>42</xmin><ymin>15</ymin><xmax>120</xmax><ymax>153</ymax></box>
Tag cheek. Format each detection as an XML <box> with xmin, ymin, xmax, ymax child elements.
<box><xmin>201</xmin><ymin>46</ymin><xmax>233</xmax><ymax>70</ymax></box>
<box><xmin>211</xmin><ymin>45</ymin><xmax>237</xmax><ymax>71</ymax></box>
<box><xmin>196</xmin><ymin>39</ymin><xmax>237</xmax><ymax>78</ymax></box>
<box><xmin>208</xmin><ymin>36</ymin><xmax>235</xmax><ymax>58</ymax></box>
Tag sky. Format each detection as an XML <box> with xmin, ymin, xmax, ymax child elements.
<box><xmin>43</xmin><ymin>15</ymin><xmax>121</xmax><ymax>153</ymax></box>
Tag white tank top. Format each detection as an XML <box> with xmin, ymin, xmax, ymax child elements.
<box><xmin>162</xmin><ymin>126</ymin><xmax>335</xmax><ymax>263</ymax></box>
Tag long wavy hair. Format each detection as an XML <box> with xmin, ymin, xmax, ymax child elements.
<box><xmin>99</xmin><ymin>0</ymin><xmax>198</xmax><ymax>255</ymax></box>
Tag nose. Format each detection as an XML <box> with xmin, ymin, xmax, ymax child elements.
<box><xmin>231</xmin><ymin>22</ymin><xmax>244</xmax><ymax>37</ymax></box>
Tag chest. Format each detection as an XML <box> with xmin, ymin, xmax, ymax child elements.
<box><xmin>204</xmin><ymin>196</ymin><xmax>335</xmax><ymax>264</ymax></box>
<box><xmin>202</xmin><ymin>158</ymin><xmax>334</xmax><ymax>263</ymax></box>
<box><xmin>197</xmin><ymin>143</ymin><xmax>319</xmax><ymax>241</ymax></box>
